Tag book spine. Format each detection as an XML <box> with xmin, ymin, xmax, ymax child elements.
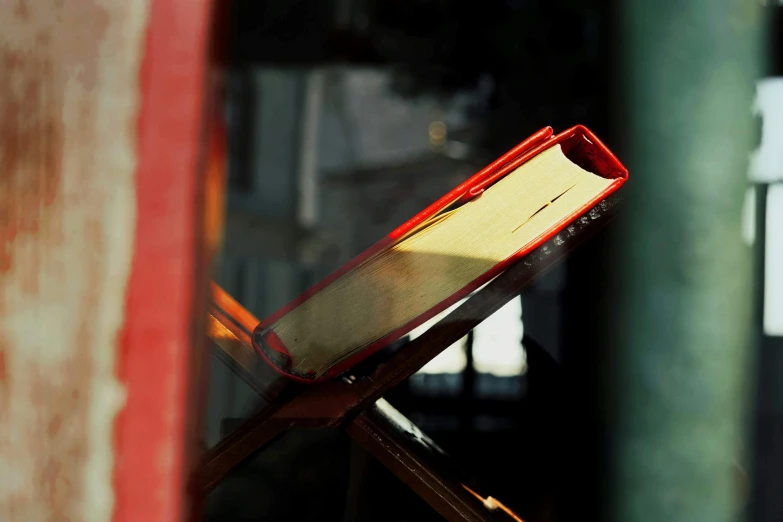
<box><xmin>254</xmin><ymin>126</ymin><xmax>628</xmax><ymax>382</ymax></box>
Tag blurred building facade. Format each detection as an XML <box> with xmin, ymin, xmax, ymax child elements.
<box><xmin>206</xmin><ymin>65</ymin><xmax>527</xmax><ymax>446</ymax></box>
<box><xmin>205</xmin><ymin>1</ymin><xmax>614</xmax><ymax>519</ymax></box>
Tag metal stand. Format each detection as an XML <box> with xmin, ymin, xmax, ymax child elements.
<box><xmin>198</xmin><ymin>194</ymin><xmax>621</xmax><ymax>521</ymax></box>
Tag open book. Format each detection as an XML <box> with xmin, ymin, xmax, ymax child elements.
<box><xmin>253</xmin><ymin>126</ymin><xmax>628</xmax><ymax>382</ymax></box>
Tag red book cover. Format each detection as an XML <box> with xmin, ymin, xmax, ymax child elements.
<box><xmin>253</xmin><ymin>125</ymin><xmax>628</xmax><ymax>383</ymax></box>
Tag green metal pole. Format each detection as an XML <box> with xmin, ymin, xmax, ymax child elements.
<box><xmin>614</xmin><ymin>2</ymin><xmax>763</xmax><ymax>522</ymax></box>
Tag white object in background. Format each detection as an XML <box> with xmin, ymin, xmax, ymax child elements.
<box><xmin>765</xmin><ymin>185</ymin><xmax>783</xmax><ymax>337</ymax></box>
<box><xmin>411</xmin><ymin>281</ymin><xmax>526</xmax><ymax>375</ymax></box>
<box><xmin>297</xmin><ymin>70</ymin><xmax>325</xmax><ymax>228</ymax></box>
<box><xmin>412</xmin><ymin>281</ymin><xmax>494</xmax><ymax>374</ymax></box>
<box><xmin>473</xmin><ymin>298</ymin><xmax>526</xmax><ymax>376</ymax></box>
<box><xmin>416</xmin><ymin>341</ymin><xmax>469</xmax><ymax>374</ymax></box>
<box><xmin>412</xmin><ymin>300</ymin><xmax>469</xmax><ymax>374</ymax></box>
<box><xmin>742</xmin><ymin>186</ymin><xmax>756</xmax><ymax>246</ymax></box>
<box><xmin>750</xmin><ymin>78</ymin><xmax>783</xmax><ymax>183</ymax></box>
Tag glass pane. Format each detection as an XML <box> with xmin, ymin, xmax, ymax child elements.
<box><xmin>205</xmin><ymin>2</ymin><xmax>619</xmax><ymax>519</ymax></box>
<box><xmin>203</xmin><ymin>347</ymin><xmax>267</xmax><ymax>449</ymax></box>
<box><xmin>204</xmin><ymin>429</ymin><xmax>441</xmax><ymax>522</ymax></box>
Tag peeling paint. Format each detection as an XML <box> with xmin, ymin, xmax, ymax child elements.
<box><xmin>0</xmin><ymin>1</ymin><xmax>149</xmax><ymax>521</ymax></box>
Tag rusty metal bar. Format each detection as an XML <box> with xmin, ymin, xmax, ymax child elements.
<box><xmin>0</xmin><ymin>3</ymin><xmax>215</xmax><ymax>522</ymax></box>
<box><xmin>204</xmin><ymin>294</ymin><xmax>525</xmax><ymax>520</ymax></box>
<box><xmin>207</xmin><ymin>284</ymin><xmax>295</xmax><ymax>402</ymax></box>
<box><xmin>348</xmin><ymin>399</ymin><xmax>522</xmax><ymax>522</ymax></box>
<box><xmin>196</xmin><ymin>399</ymin><xmax>296</xmax><ymax>494</ymax></box>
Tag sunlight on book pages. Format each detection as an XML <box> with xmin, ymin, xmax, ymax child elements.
<box><xmin>268</xmin><ymin>144</ymin><xmax>614</xmax><ymax>379</ymax></box>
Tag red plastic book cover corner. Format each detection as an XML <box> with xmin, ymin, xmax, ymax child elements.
<box><xmin>252</xmin><ymin>125</ymin><xmax>628</xmax><ymax>383</ymax></box>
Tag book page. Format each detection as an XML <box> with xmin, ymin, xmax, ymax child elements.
<box><xmin>269</xmin><ymin>145</ymin><xmax>613</xmax><ymax>377</ymax></box>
